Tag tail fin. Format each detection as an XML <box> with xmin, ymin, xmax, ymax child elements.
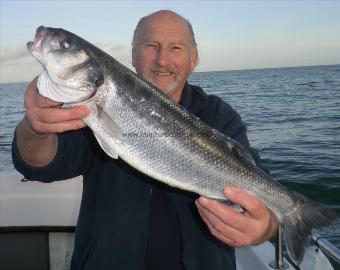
<box><xmin>283</xmin><ymin>192</ymin><xmax>336</xmax><ymax>265</ymax></box>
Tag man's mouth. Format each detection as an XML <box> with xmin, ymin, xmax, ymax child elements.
<box><xmin>152</xmin><ymin>70</ymin><xmax>173</xmax><ymax>77</ymax></box>
<box><xmin>154</xmin><ymin>72</ymin><xmax>171</xmax><ymax>76</ymax></box>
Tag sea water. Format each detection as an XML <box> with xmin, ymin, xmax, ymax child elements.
<box><xmin>1</xmin><ymin>64</ymin><xmax>339</xmax><ymax>248</ymax></box>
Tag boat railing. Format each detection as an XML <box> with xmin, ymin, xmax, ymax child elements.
<box><xmin>0</xmin><ymin>142</ymin><xmax>12</xmax><ymax>147</ymax></box>
<box><xmin>270</xmin><ymin>225</ymin><xmax>340</xmax><ymax>269</ymax></box>
<box><xmin>269</xmin><ymin>225</ymin><xmax>289</xmax><ymax>269</ymax></box>
<box><xmin>312</xmin><ymin>232</ymin><xmax>340</xmax><ymax>265</ymax></box>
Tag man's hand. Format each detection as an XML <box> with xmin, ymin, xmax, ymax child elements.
<box><xmin>195</xmin><ymin>187</ymin><xmax>278</xmax><ymax>247</ymax></box>
<box><xmin>25</xmin><ymin>76</ymin><xmax>90</xmax><ymax>135</ymax></box>
<box><xmin>15</xmin><ymin>77</ymin><xmax>90</xmax><ymax>167</ymax></box>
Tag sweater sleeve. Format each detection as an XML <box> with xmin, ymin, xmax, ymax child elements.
<box><xmin>12</xmin><ymin>127</ymin><xmax>95</xmax><ymax>182</ymax></box>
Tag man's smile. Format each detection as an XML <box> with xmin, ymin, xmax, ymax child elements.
<box><xmin>153</xmin><ymin>71</ymin><xmax>172</xmax><ymax>76</ymax></box>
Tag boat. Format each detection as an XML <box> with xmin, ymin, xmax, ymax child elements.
<box><xmin>0</xmin><ymin>144</ymin><xmax>339</xmax><ymax>270</ymax></box>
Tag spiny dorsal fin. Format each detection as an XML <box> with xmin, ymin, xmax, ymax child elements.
<box><xmin>212</xmin><ymin>128</ymin><xmax>256</xmax><ymax>166</ymax></box>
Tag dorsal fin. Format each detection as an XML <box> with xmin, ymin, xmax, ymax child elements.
<box><xmin>228</xmin><ymin>138</ymin><xmax>256</xmax><ymax>166</ymax></box>
<box><xmin>212</xmin><ymin>128</ymin><xmax>256</xmax><ymax>166</ymax></box>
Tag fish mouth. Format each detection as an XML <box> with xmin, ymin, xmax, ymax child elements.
<box><xmin>27</xmin><ymin>25</ymin><xmax>48</xmax><ymax>52</ymax></box>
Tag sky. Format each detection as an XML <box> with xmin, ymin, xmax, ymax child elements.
<box><xmin>1</xmin><ymin>0</ymin><xmax>340</xmax><ymax>83</ymax></box>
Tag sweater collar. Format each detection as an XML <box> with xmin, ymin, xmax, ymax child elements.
<box><xmin>179</xmin><ymin>82</ymin><xmax>209</xmax><ymax>115</ymax></box>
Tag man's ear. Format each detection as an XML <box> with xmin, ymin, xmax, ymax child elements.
<box><xmin>190</xmin><ymin>48</ymin><xmax>198</xmax><ymax>72</ymax></box>
<box><xmin>132</xmin><ymin>49</ymin><xmax>136</xmax><ymax>67</ymax></box>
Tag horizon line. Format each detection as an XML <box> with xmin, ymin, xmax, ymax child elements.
<box><xmin>1</xmin><ymin>63</ymin><xmax>339</xmax><ymax>84</ymax></box>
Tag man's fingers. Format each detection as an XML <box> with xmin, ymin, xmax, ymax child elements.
<box><xmin>30</xmin><ymin>87</ymin><xmax>62</xmax><ymax>108</ymax></box>
<box><xmin>35</xmin><ymin>94</ymin><xmax>62</xmax><ymax>108</ymax></box>
<box><xmin>224</xmin><ymin>187</ymin><xmax>267</xmax><ymax>219</ymax></box>
<box><xmin>37</xmin><ymin>106</ymin><xmax>90</xmax><ymax>124</ymax></box>
<box><xmin>197</xmin><ymin>207</ymin><xmax>236</xmax><ymax>246</ymax></box>
<box><xmin>195</xmin><ymin>188</ymin><xmax>279</xmax><ymax>247</ymax></box>
<box><xmin>25</xmin><ymin>77</ymin><xmax>40</xmax><ymax>109</ymax></box>
<box><xmin>196</xmin><ymin>200</ymin><xmax>250</xmax><ymax>247</ymax></box>
<box><xmin>25</xmin><ymin>77</ymin><xmax>61</xmax><ymax>108</ymax></box>
<box><xmin>36</xmin><ymin>119</ymin><xmax>87</xmax><ymax>134</ymax></box>
<box><xmin>196</xmin><ymin>196</ymin><xmax>248</xmax><ymax>232</ymax></box>
<box><xmin>23</xmin><ymin>77</ymin><xmax>90</xmax><ymax>134</ymax></box>
<box><xmin>26</xmin><ymin>76</ymin><xmax>39</xmax><ymax>93</ymax></box>
<box><xmin>196</xmin><ymin>198</ymin><xmax>246</xmax><ymax>234</ymax></box>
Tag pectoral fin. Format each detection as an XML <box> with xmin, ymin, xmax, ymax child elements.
<box><xmin>96</xmin><ymin>104</ymin><xmax>123</xmax><ymax>140</ymax></box>
<box><xmin>91</xmin><ymin>104</ymin><xmax>123</xmax><ymax>159</ymax></box>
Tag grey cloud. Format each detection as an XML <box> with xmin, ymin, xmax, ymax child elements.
<box><xmin>0</xmin><ymin>46</ymin><xmax>30</xmax><ymax>63</ymax></box>
<box><xmin>107</xmin><ymin>45</ymin><xmax>125</xmax><ymax>54</ymax></box>
<box><xmin>94</xmin><ymin>42</ymin><xmax>125</xmax><ymax>52</ymax></box>
<box><xmin>99</xmin><ymin>43</ymin><xmax>132</xmax><ymax>67</ymax></box>
<box><xmin>93</xmin><ymin>42</ymin><xmax>131</xmax><ymax>63</ymax></box>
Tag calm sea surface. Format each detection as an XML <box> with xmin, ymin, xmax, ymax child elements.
<box><xmin>1</xmin><ymin>65</ymin><xmax>340</xmax><ymax>249</ymax></box>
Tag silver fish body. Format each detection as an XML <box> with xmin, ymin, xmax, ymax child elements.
<box><xmin>27</xmin><ymin>26</ymin><xmax>336</xmax><ymax>265</ymax></box>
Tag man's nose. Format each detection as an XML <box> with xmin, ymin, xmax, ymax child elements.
<box><xmin>155</xmin><ymin>47</ymin><xmax>170</xmax><ymax>67</ymax></box>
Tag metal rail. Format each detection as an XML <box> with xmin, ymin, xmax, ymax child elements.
<box><xmin>0</xmin><ymin>142</ymin><xmax>12</xmax><ymax>147</ymax></box>
<box><xmin>270</xmin><ymin>225</ymin><xmax>340</xmax><ymax>269</ymax></box>
<box><xmin>269</xmin><ymin>225</ymin><xmax>289</xmax><ymax>269</ymax></box>
<box><xmin>313</xmin><ymin>233</ymin><xmax>340</xmax><ymax>265</ymax></box>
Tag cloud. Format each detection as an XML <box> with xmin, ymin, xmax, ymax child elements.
<box><xmin>97</xmin><ymin>43</ymin><xmax>133</xmax><ymax>69</ymax></box>
<box><xmin>0</xmin><ymin>42</ymin><xmax>134</xmax><ymax>83</ymax></box>
<box><xmin>0</xmin><ymin>57</ymin><xmax>42</xmax><ymax>83</ymax></box>
<box><xmin>0</xmin><ymin>45</ymin><xmax>30</xmax><ymax>63</ymax></box>
<box><xmin>107</xmin><ymin>44</ymin><xmax>125</xmax><ymax>54</ymax></box>
<box><xmin>0</xmin><ymin>43</ymin><xmax>128</xmax><ymax>64</ymax></box>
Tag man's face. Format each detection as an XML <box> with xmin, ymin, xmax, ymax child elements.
<box><xmin>132</xmin><ymin>14</ymin><xmax>198</xmax><ymax>102</ymax></box>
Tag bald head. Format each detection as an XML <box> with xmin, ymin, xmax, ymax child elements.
<box><xmin>132</xmin><ymin>10</ymin><xmax>197</xmax><ymax>53</ymax></box>
<box><xmin>131</xmin><ymin>10</ymin><xmax>199</xmax><ymax>102</ymax></box>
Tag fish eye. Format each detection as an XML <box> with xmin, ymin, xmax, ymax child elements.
<box><xmin>61</xmin><ymin>41</ymin><xmax>70</xmax><ymax>49</ymax></box>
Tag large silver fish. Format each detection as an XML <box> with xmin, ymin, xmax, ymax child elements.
<box><xmin>27</xmin><ymin>26</ymin><xmax>335</xmax><ymax>265</ymax></box>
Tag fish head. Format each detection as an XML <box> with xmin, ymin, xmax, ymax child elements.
<box><xmin>27</xmin><ymin>26</ymin><xmax>103</xmax><ymax>100</ymax></box>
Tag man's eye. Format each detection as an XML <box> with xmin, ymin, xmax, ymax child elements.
<box><xmin>146</xmin><ymin>43</ymin><xmax>157</xmax><ymax>49</ymax></box>
<box><xmin>62</xmin><ymin>41</ymin><xmax>70</xmax><ymax>49</ymax></box>
<box><xmin>172</xmin><ymin>46</ymin><xmax>182</xmax><ymax>51</ymax></box>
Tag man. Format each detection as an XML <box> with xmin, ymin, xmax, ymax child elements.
<box><xmin>13</xmin><ymin>10</ymin><xmax>278</xmax><ymax>270</ymax></box>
